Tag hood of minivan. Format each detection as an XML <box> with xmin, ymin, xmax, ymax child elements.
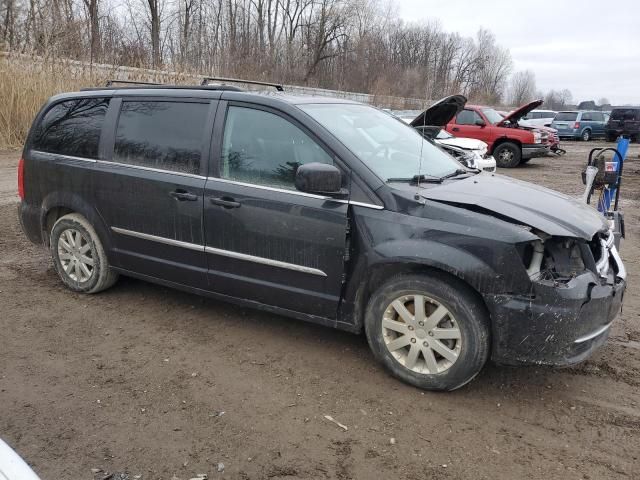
<box><xmin>420</xmin><ymin>174</ymin><xmax>607</xmax><ymax>239</ymax></box>
<box><xmin>498</xmin><ymin>99</ymin><xmax>544</xmax><ymax>126</ymax></box>
<box><xmin>411</xmin><ymin>95</ymin><xmax>467</xmax><ymax>127</ymax></box>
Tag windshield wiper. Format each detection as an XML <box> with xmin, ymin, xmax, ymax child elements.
<box><xmin>387</xmin><ymin>174</ymin><xmax>443</xmax><ymax>184</ymax></box>
<box><xmin>439</xmin><ymin>169</ymin><xmax>471</xmax><ymax>181</ymax></box>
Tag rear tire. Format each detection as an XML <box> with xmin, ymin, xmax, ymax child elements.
<box><xmin>364</xmin><ymin>273</ymin><xmax>490</xmax><ymax>391</ymax></box>
<box><xmin>50</xmin><ymin>213</ymin><xmax>118</xmax><ymax>293</ymax></box>
<box><xmin>493</xmin><ymin>142</ymin><xmax>521</xmax><ymax>168</ymax></box>
<box><xmin>582</xmin><ymin>129</ymin><xmax>592</xmax><ymax>141</ymax></box>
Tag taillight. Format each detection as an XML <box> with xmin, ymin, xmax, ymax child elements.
<box><xmin>574</xmin><ymin>122</ymin><xmax>581</xmax><ymax>129</ymax></box>
<box><xmin>18</xmin><ymin>157</ymin><xmax>25</xmax><ymax>200</ymax></box>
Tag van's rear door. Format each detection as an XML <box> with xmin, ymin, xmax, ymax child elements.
<box><xmin>95</xmin><ymin>97</ymin><xmax>217</xmax><ymax>288</ymax></box>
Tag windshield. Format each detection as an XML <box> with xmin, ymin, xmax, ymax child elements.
<box><xmin>300</xmin><ymin>104</ymin><xmax>461</xmax><ymax>181</ymax></box>
<box><xmin>482</xmin><ymin>108</ymin><xmax>504</xmax><ymax>124</ymax></box>
<box><xmin>555</xmin><ymin>112</ymin><xmax>578</xmax><ymax>121</ymax></box>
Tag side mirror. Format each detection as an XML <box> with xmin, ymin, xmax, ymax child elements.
<box><xmin>475</xmin><ymin>119</ymin><xmax>486</xmax><ymax>127</ymax></box>
<box><xmin>295</xmin><ymin>163</ymin><xmax>346</xmax><ymax>196</ymax></box>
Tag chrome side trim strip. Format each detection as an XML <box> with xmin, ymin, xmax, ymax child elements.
<box><xmin>32</xmin><ymin>150</ymin><xmax>207</xmax><ymax>179</ymax></box>
<box><xmin>33</xmin><ymin>150</ymin><xmax>97</xmax><ymax>163</ymax></box>
<box><xmin>205</xmin><ymin>176</ymin><xmax>384</xmax><ymax>210</ymax></box>
<box><xmin>111</xmin><ymin>226</ymin><xmax>327</xmax><ymax>277</ymax></box>
<box><xmin>206</xmin><ymin>176</ymin><xmax>328</xmax><ymax>199</ymax></box>
<box><xmin>204</xmin><ymin>245</ymin><xmax>327</xmax><ymax>277</ymax></box>
<box><xmin>31</xmin><ymin>151</ymin><xmax>382</xmax><ymax>209</ymax></box>
<box><xmin>345</xmin><ymin>200</ymin><xmax>384</xmax><ymax>210</ymax></box>
<box><xmin>111</xmin><ymin>227</ymin><xmax>204</xmax><ymax>252</ymax></box>
<box><xmin>104</xmin><ymin>161</ymin><xmax>207</xmax><ymax>180</ymax></box>
<box><xmin>574</xmin><ymin>322</ymin><xmax>613</xmax><ymax>344</ymax></box>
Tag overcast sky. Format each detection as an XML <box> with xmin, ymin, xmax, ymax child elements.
<box><xmin>395</xmin><ymin>0</ymin><xmax>639</xmax><ymax>105</ymax></box>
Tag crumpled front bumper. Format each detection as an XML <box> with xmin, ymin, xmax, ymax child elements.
<box><xmin>521</xmin><ymin>144</ymin><xmax>550</xmax><ymax>159</ymax></box>
<box><xmin>485</xmin><ymin>232</ymin><xmax>626</xmax><ymax>366</ymax></box>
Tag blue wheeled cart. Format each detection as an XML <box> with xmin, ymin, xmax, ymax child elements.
<box><xmin>582</xmin><ymin>137</ymin><xmax>629</xmax><ymax>249</ymax></box>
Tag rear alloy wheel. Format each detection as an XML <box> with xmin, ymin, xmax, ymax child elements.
<box><xmin>50</xmin><ymin>213</ymin><xmax>118</xmax><ymax>293</ymax></box>
<box><xmin>493</xmin><ymin>142</ymin><xmax>521</xmax><ymax>168</ymax></box>
<box><xmin>365</xmin><ymin>274</ymin><xmax>490</xmax><ymax>391</ymax></box>
<box><xmin>582</xmin><ymin>129</ymin><xmax>592</xmax><ymax>141</ymax></box>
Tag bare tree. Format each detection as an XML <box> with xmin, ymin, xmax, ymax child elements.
<box><xmin>83</xmin><ymin>0</ymin><xmax>101</xmax><ymax>62</ymax></box>
<box><xmin>508</xmin><ymin>70</ymin><xmax>536</xmax><ymax>106</ymax></box>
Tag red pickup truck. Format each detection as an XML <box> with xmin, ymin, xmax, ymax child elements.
<box><xmin>445</xmin><ymin>100</ymin><xmax>550</xmax><ymax>168</ymax></box>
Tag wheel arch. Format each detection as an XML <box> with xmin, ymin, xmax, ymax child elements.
<box><xmin>491</xmin><ymin>137</ymin><xmax>522</xmax><ymax>154</ymax></box>
<box><xmin>40</xmin><ymin>192</ymin><xmax>113</xmax><ymax>255</ymax></box>
<box><xmin>341</xmin><ymin>244</ymin><xmax>499</xmax><ymax>334</ymax></box>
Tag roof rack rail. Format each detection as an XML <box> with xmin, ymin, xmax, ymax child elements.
<box><xmin>105</xmin><ymin>80</ymin><xmax>162</xmax><ymax>87</ymax></box>
<box><xmin>201</xmin><ymin>77</ymin><xmax>284</xmax><ymax>92</ymax></box>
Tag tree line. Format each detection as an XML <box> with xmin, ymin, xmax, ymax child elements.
<box><xmin>1</xmin><ymin>0</ymin><xmax>574</xmax><ymax>106</ymax></box>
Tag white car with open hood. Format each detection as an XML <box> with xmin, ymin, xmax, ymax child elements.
<box><xmin>398</xmin><ymin>96</ymin><xmax>497</xmax><ymax>173</ymax></box>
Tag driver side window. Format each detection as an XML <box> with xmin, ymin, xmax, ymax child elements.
<box><xmin>456</xmin><ymin>109</ymin><xmax>482</xmax><ymax>125</ymax></box>
<box><xmin>221</xmin><ymin>106</ymin><xmax>333</xmax><ymax>189</ymax></box>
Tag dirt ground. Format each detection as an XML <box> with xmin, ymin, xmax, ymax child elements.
<box><xmin>1</xmin><ymin>142</ymin><xmax>639</xmax><ymax>480</ymax></box>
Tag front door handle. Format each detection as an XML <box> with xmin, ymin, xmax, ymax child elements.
<box><xmin>210</xmin><ymin>196</ymin><xmax>241</xmax><ymax>209</ymax></box>
<box><xmin>170</xmin><ymin>190</ymin><xmax>198</xmax><ymax>201</ymax></box>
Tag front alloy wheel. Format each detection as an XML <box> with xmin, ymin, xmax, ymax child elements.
<box><xmin>382</xmin><ymin>294</ymin><xmax>461</xmax><ymax>374</ymax></box>
<box><xmin>364</xmin><ymin>274</ymin><xmax>490</xmax><ymax>391</ymax></box>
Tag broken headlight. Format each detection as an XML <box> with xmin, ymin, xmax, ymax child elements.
<box><xmin>520</xmin><ymin>235</ymin><xmax>586</xmax><ymax>283</ymax></box>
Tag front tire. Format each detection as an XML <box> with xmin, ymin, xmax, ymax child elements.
<box><xmin>364</xmin><ymin>273</ymin><xmax>490</xmax><ymax>391</ymax></box>
<box><xmin>50</xmin><ymin>213</ymin><xmax>118</xmax><ymax>293</ymax></box>
<box><xmin>493</xmin><ymin>142</ymin><xmax>521</xmax><ymax>168</ymax></box>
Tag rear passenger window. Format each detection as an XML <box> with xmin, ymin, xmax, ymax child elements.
<box><xmin>113</xmin><ymin>101</ymin><xmax>209</xmax><ymax>175</ymax></box>
<box><xmin>221</xmin><ymin>106</ymin><xmax>333</xmax><ymax>189</ymax></box>
<box><xmin>33</xmin><ymin>98</ymin><xmax>109</xmax><ymax>158</ymax></box>
<box><xmin>455</xmin><ymin>110</ymin><xmax>481</xmax><ymax>125</ymax></box>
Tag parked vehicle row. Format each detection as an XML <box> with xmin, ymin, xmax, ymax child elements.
<box><xmin>606</xmin><ymin>107</ymin><xmax>640</xmax><ymax>142</ymax></box>
<box><xmin>551</xmin><ymin>111</ymin><xmax>609</xmax><ymax>141</ymax></box>
<box><xmin>19</xmin><ymin>81</ymin><xmax>626</xmax><ymax>391</ymax></box>
<box><xmin>398</xmin><ymin>96</ymin><xmax>497</xmax><ymax>172</ymax></box>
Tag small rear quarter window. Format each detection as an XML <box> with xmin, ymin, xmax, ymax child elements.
<box><xmin>32</xmin><ymin>98</ymin><xmax>110</xmax><ymax>158</ymax></box>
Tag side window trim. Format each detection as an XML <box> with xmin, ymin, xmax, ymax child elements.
<box><xmin>31</xmin><ymin>96</ymin><xmax>111</xmax><ymax>159</ymax></box>
<box><xmin>210</xmin><ymin>100</ymin><xmax>383</xmax><ymax>208</ymax></box>
<box><xmin>107</xmin><ymin>97</ymin><xmax>213</xmax><ymax>176</ymax></box>
<box><xmin>213</xmin><ymin>101</ymin><xmax>343</xmax><ymax>186</ymax></box>
<box><xmin>100</xmin><ymin>97</ymin><xmax>121</xmax><ymax>161</ymax></box>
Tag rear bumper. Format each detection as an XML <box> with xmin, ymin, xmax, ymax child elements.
<box><xmin>486</xmin><ymin>272</ymin><xmax>626</xmax><ymax>367</ymax></box>
<box><xmin>606</xmin><ymin>128</ymin><xmax>638</xmax><ymax>138</ymax></box>
<box><xmin>18</xmin><ymin>201</ymin><xmax>43</xmax><ymax>245</ymax></box>
<box><xmin>521</xmin><ymin>144</ymin><xmax>550</xmax><ymax>159</ymax></box>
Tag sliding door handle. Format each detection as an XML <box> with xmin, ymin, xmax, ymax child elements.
<box><xmin>210</xmin><ymin>197</ymin><xmax>241</xmax><ymax>209</ymax></box>
<box><xmin>170</xmin><ymin>190</ymin><xmax>198</xmax><ymax>201</ymax></box>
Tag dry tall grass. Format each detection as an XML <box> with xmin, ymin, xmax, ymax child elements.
<box><xmin>0</xmin><ymin>53</ymin><xmax>430</xmax><ymax>150</ymax></box>
<box><xmin>0</xmin><ymin>58</ymin><xmax>96</xmax><ymax>149</ymax></box>
<box><xmin>0</xmin><ymin>55</ymin><xmax>202</xmax><ymax>150</ymax></box>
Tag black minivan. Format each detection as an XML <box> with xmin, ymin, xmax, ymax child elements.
<box><xmin>18</xmin><ymin>83</ymin><xmax>627</xmax><ymax>391</ymax></box>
